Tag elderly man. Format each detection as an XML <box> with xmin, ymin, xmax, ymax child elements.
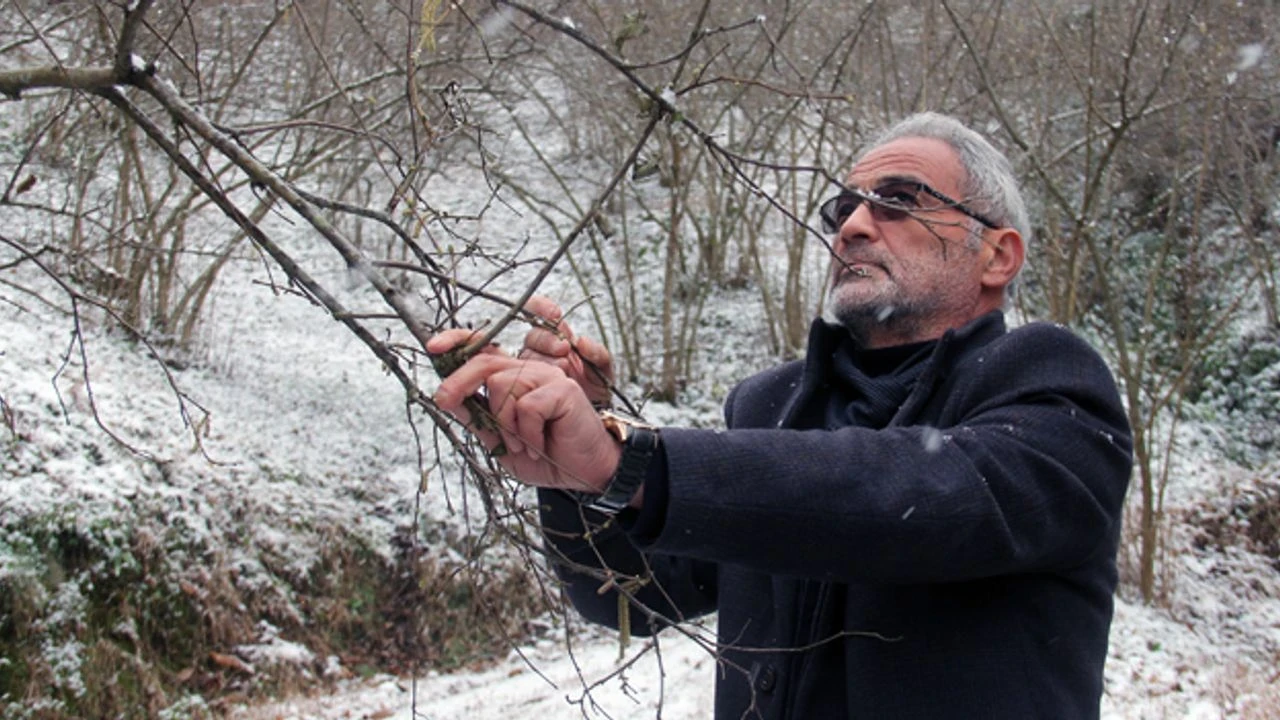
<box><xmin>430</xmin><ymin>112</ymin><xmax>1132</xmax><ymax>719</ymax></box>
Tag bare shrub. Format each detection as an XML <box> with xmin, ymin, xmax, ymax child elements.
<box><xmin>1193</xmin><ymin>478</ymin><xmax>1280</xmax><ymax>570</ymax></box>
<box><xmin>1212</xmin><ymin>660</ymin><xmax>1280</xmax><ymax>720</ymax></box>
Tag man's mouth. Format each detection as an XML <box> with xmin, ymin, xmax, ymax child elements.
<box><xmin>837</xmin><ymin>261</ymin><xmax>880</xmax><ymax>280</ymax></box>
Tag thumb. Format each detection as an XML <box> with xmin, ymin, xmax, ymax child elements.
<box><xmin>526</xmin><ymin>296</ymin><xmax>566</xmax><ymax>329</ymax></box>
<box><xmin>575</xmin><ymin>336</ymin><xmax>612</xmax><ymax>372</ymax></box>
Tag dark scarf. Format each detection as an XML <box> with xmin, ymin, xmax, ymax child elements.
<box><xmin>800</xmin><ymin>327</ymin><xmax>936</xmax><ymax>431</ymax></box>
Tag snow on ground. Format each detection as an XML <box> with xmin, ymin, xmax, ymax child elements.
<box><xmin>236</xmin><ymin>584</ymin><xmax>1280</xmax><ymax>720</ymax></box>
<box><xmin>234</xmin><ymin>625</ymin><xmax>719</xmax><ymax>720</ymax></box>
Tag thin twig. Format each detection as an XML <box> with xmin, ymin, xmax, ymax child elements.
<box><xmin>460</xmin><ymin>113</ymin><xmax>662</xmax><ymax>355</ymax></box>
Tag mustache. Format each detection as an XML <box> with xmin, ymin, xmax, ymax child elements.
<box><xmin>831</xmin><ymin>254</ymin><xmax>889</xmax><ymax>277</ymax></box>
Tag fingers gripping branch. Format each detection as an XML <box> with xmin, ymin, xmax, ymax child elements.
<box><xmin>519</xmin><ymin>297</ymin><xmax>617</xmax><ymax>409</ymax></box>
<box><xmin>428</xmin><ymin>323</ymin><xmax>621</xmax><ymax>494</ymax></box>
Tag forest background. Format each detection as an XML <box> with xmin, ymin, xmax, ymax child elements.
<box><xmin>1</xmin><ymin>1</ymin><xmax>1278</xmax><ymax>717</ymax></box>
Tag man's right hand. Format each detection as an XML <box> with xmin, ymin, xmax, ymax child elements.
<box><xmin>427</xmin><ymin>329</ymin><xmax>621</xmax><ymax>493</ymax></box>
<box><xmin>519</xmin><ymin>296</ymin><xmax>614</xmax><ymax>408</ymax></box>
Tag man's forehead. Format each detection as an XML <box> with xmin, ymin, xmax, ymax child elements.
<box><xmin>846</xmin><ymin>136</ymin><xmax>962</xmax><ymax>190</ymax></box>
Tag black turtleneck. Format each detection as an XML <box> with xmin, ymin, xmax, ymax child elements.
<box><xmin>810</xmin><ymin>334</ymin><xmax>936</xmax><ymax>431</ymax></box>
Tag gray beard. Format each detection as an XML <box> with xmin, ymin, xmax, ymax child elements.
<box><xmin>822</xmin><ymin>285</ymin><xmax>925</xmax><ymax>345</ymax></box>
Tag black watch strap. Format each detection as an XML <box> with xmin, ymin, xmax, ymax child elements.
<box><xmin>586</xmin><ymin>426</ymin><xmax>659</xmax><ymax>515</ymax></box>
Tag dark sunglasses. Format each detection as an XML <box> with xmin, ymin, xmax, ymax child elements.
<box><xmin>819</xmin><ymin>180</ymin><xmax>1000</xmax><ymax>234</ymax></box>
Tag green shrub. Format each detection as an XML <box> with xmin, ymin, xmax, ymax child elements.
<box><xmin>0</xmin><ymin>502</ymin><xmax>546</xmax><ymax>718</ymax></box>
<box><xmin>1190</xmin><ymin>327</ymin><xmax>1280</xmax><ymax>466</ymax></box>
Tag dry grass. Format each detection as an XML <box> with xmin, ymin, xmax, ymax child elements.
<box><xmin>1212</xmin><ymin>660</ymin><xmax>1280</xmax><ymax>719</ymax></box>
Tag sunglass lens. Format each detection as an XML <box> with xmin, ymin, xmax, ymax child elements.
<box><xmin>821</xmin><ymin>193</ymin><xmax>860</xmax><ymax>233</ymax></box>
<box><xmin>868</xmin><ymin>182</ymin><xmax>919</xmax><ymax>222</ymax></box>
<box><xmin>870</xmin><ymin>204</ymin><xmax>907</xmax><ymax>223</ymax></box>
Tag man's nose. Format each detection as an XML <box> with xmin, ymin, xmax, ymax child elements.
<box><xmin>837</xmin><ymin>200</ymin><xmax>879</xmax><ymax>247</ymax></box>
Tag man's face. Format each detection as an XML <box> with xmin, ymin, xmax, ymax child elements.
<box><xmin>824</xmin><ymin>136</ymin><xmax>996</xmax><ymax>348</ymax></box>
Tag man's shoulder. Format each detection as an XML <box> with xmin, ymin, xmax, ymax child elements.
<box><xmin>723</xmin><ymin>357</ymin><xmax>807</xmax><ymax>423</ymax></box>
<box><xmin>988</xmin><ymin>320</ymin><xmax>1107</xmax><ymax>363</ymax></box>
<box><xmin>952</xmin><ymin>319</ymin><xmax>1119</xmax><ymax>393</ymax></box>
<box><xmin>729</xmin><ymin>358</ymin><xmax>806</xmax><ymax>400</ymax></box>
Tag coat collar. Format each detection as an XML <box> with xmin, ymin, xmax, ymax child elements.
<box><xmin>890</xmin><ymin>310</ymin><xmax>1007</xmax><ymax>425</ymax></box>
<box><xmin>780</xmin><ymin>310</ymin><xmax>1008</xmax><ymax>428</ymax></box>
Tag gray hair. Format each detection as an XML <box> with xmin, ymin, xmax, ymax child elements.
<box><xmin>866</xmin><ymin>112</ymin><xmax>1030</xmax><ymax>290</ymax></box>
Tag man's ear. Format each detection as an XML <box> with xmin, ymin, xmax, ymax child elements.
<box><xmin>981</xmin><ymin>228</ymin><xmax>1025</xmax><ymax>291</ymax></box>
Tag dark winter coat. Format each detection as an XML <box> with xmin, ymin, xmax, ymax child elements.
<box><xmin>539</xmin><ymin>311</ymin><xmax>1133</xmax><ymax>719</ymax></box>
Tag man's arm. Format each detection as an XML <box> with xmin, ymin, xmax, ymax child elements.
<box><xmin>537</xmin><ymin>488</ymin><xmax>719</xmax><ymax>635</ymax></box>
<box><xmin>635</xmin><ymin>324</ymin><xmax>1132</xmax><ymax>585</ymax></box>
<box><xmin>431</xmin><ymin>301</ymin><xmax>716</xmax><ymax>634</ymax></box>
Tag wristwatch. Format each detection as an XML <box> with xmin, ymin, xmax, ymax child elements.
<box><xmin>586</xmin><ymin>410</ymin><xmax>660</xmax><ymax>515</ymax></box>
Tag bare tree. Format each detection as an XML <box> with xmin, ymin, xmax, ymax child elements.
<box><xmin>0</xmin><ymin>0</ymin><xmax>861</xmax><ymax>711</ymax></box>
<box><xmin>937</xmin><ymin>0</ymin><xmax>1277</xmax><ymax>603</ymax></box>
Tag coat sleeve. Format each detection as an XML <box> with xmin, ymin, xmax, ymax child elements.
<box><xmin>636</xmin><ymin>325</ymin><xmax>1133</xmax><ymax>585</ymax></box>
<box><xmin>538</xmin><ymin>488</ymin><xmax>719</xmax><ymax>636</ymax></box>
<box><xmin>533</xmin><ymin>375</ymin><xmax>759</xmax><ymax>634</ymax></box>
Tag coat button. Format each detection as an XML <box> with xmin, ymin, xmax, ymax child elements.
<box><xmin>754</xmin><ymin>665</ymin><xmax>777</xmax><ymax>693</ymax></box>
